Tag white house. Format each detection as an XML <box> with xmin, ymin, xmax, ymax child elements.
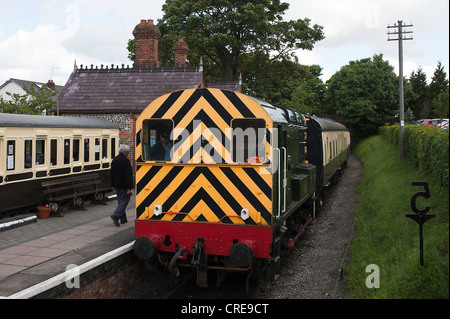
<box><xmin>0</xmin><ymin>78</ymin><xmax>63</xmax><ymax>101</ymax></box>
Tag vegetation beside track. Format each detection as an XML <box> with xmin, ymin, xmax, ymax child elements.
<box><xmin>347</xmin><ymin>135</ymin><xmax>449</xmax><ymax>299</ymax></box>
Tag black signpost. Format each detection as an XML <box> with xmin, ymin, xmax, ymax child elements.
<box><xmin>406</xmin><ymin>182</ymin><xmax>435</xmax><ymax>266</ymax></box>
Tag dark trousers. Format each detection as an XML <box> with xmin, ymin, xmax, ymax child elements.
<box><xmin>113</xmin><ymin>188</ymin><xmax>130</xmax><ymax>223</ymax></box>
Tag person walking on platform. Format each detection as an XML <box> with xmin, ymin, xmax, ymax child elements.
<box><xmin>110</xmin><ymin>144</ymin><xmax>133</xmax><ymax>227</ymax></box>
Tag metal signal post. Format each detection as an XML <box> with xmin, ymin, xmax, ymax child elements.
<box><xmin>388</xmin><ymin>21</ymin><xmax>413</xmax><ymax>160</ymax></box>
<box><xmin>406</xmin><ymin>182</ymin><xmax>435</xmax><ymax>266</ymax></box>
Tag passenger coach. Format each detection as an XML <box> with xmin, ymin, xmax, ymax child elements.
<box><xmin>0</xmin><ymin>113</ymin><xmax>119</xmax><ymax>215</ymax></box>
<box><xmin>306</xmin><ymin>117</ymin><xmax>350</xmax><ymax>191</ymax></box>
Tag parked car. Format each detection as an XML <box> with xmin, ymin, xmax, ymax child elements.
<box><xmin>416</xmin><ymin>119</ymin><xmax>425</xmax><ymax>125</ymax></box>
<box><xmin>437</xmin><ymin>120</ymin><xmax>448</xmax><ymax>130</ymax></box>
<box><xmin>423</xmin><ymin>119</ymin><xmax>444</xmax><ymax>126</ymax></box>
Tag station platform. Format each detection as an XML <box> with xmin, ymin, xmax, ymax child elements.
<box><xmin>0</xmin><ymin>194</ymin><xmax>136</xmax><ymax>298</ymax></box>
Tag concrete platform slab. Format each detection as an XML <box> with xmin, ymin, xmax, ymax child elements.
<box><xmin>0</xmin><ymin>194</ymin><xmax>136</xmax><ymax>298</ymax></box>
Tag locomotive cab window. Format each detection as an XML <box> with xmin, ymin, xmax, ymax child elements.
<box><xmin>141</xmin><ymin>119</ymin><xmax>173</xmax><ymax>162</ymax></box>
<box><xmin>232</xmin><ymin>119</ymin><xmax>266</xmax><ymax>163</ymax></box>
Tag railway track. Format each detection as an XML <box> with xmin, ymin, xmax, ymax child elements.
<box><xmin>128</xmin><ymin>266</ymin><xmax>263</xmax><ymax>299</ymax></box>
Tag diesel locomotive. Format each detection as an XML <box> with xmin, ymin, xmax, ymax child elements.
<box><xmin>133</xmin><ymin>88</ymin><xmax>349</xmax><ymax>286</ymax></box>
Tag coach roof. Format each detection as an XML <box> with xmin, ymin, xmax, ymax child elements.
<box><xmin>312</xmin><ymin>117</ymin><xmax>348</xmax><ymax>132</ymax></box>
<box><xmin>0</xmin><ymin>113</ymin><xmax>119</xmax><ymax>129</ymax></box>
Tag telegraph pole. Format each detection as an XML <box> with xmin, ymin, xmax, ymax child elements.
<box><xmin>388</xmin><ymin>21</ymin><xmax>413</xmax><ymax>159</ymax></box>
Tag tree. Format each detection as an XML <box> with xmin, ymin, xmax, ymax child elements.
<box><xmin>409</xmin><ymin>67</ymin><xmax>430</xmax><ymax>119</ymax></box>
<box><xmin>433</xmin><ymin>87</ymin><xmax>449</xmax><ymax>119</ymax></box>
<box><xmin>0</xmin><ymin>83</ymin><xmax>57</xmax><ymax>115</ymax></box>
<box><xmin>243</xmin><ymin>56</ymin><xmax>320</xmax><ymax>107</ymax></box>
<box><xmin>429</xmin><ymin>61</ymin><xmax>449</xmax><ymax>117</ymax></box>
<box><xmin>323</xmin><ymin>54</ymin><xmax>398</xmax><ymax>138</ymax></box>
<box><xmin>128</xmin><ymin>0</ymin><xmax>324</xmax><ymax>82</ymax></box>
<box><xmin>287</xmin><ymin>64</ymin><xmax>325</xmax><ymax>114</ymax></box>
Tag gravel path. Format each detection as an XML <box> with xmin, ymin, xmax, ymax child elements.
<box><xmin>255</xmin><ymin>153</ymin><xmax>363</xmax><ymax>299</ymax></box>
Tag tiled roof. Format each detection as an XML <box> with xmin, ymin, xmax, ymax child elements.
<box><xmin>52</xmin><ymin>65</ymin><xmax>205</xmax><ymax>114</ymax></box>
<box><xmin>0</xmin><ymin>78</ymin><xmax>62</xmax><ymax>91</ymax></box>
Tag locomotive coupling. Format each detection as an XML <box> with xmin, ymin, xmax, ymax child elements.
<box><xmin>133</xmin><ymin>236</ymin><xmax>162</xmax><ymax>261</ymax></box>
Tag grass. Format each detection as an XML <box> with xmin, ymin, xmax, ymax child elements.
<box><xmin>346</xmin><ymin>135</ymin><xmax>449</xmax><ymax>299</ymax></box>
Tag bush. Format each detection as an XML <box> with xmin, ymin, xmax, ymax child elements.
<box><xmin>379</xmin><ymin>125</ymin><xmax>449</xmax><ymax>189</ymax></box>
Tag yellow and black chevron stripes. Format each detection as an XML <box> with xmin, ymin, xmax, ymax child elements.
<box><xmin>136</xmin><ymin>165</ymin><xmax>272</xmax><ymax>225</ymax></box>
<box><xmin>135</xmin><ymin>88</ymin><xmax>275</xmax><ymax>225</ymax></box>
<box><xmin>136</xmin><ymin>88</ymin><xmax>273</xmax><ymax>164</ymax></box>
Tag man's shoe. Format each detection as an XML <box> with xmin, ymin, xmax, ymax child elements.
<box><xmin>121</xmin><ymin>220</ymin><xmax>128</xmax><ymax>224</ymax></box>
<box><xmin>111</xmin><ymin>215</ymin><xmax>120</xmax><ymax>227</ymax></box>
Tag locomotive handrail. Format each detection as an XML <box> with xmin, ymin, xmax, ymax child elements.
<box><xmin>282</xmin><ymin>147</ymin><xmax>287</xmax><ymax>213</ymax></box>
<box><xmin>274</xmin><ymin>147</ymin><xmax>281</xmax><ymax>219</ymax></box>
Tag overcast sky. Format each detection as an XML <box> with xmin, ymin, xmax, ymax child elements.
<box><xmin>0</xmin><ymin>0</ymin><xmax>448</xmax><ymax>88</ymax></box>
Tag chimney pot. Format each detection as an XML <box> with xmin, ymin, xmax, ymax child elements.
<box><xmin>141</xmin><ymin>19</ymin><xmax>146</xmax><ymax>25</ymax></box>
<box><xmin>148</xmin><ymin>19</ymin><xmax>154</xmax><ymax>25</ymax></box>
<box><xmin>47</xmin><ymin>79</ymin><xmax>56</xmax><ymax>91</ymax></box>
<box><xmin>173</xmin><ymin>38</ymin><xmax>189</xmax><ymax>68</ymax></box>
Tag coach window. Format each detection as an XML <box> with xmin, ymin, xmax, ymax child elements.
<box><xmin>232</xmin><ymin>119</ymin><xmax>266</xmax><ymax>163</ymax></box>
<box><xmin>36</xmin><ymin>140</ymin><xmax>45</xmax><ymax>165</ymax></box>
<box><xmin>7</xmin><ymin>140</ymin><xmax>15</xmax><ymax>171</ymax></box>
<box><xmin>50</xmin><ymin>139</ymin><xmax>57</xmax><ymax>166</ymax></box>
<box><xmin>94</xmin><ymin>138</ymin><xmax>101</xmax><ymax>161</ymax></box>
<box><xmin>64</xmin><ymin>139</ymin><xmax>70</xmax><ymax>164</ymax></box>
<box><xmin>111</xmin><ymin>138</ymin><xmax>116</xmax><ymax>158</ymax></box>
<box><xmin>141</xmin><ymin>119</ymin><xmax>173</xmax><ymax>161</ymax></box>
<box><xmin>73</xmin><ymin>139</ymin><xmax>80</xmax><ymax>162</ymax></box>
<box><xmin>24</xmin><ymin>140</ymin><xmax>32</xmax><ymax>169</ymax></box>
<box><xmin>102</xmin><ymin>138</ymin><xmax>108</xmax><ymax>159</ymax></box>
<box><xmin>84</xmin><ymin>138</ymin><xmax>90</xmax><ymax>162</ymax></box>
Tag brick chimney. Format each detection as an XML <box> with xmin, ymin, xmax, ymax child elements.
<box><xmin>132</xmin><ymin>19</ymin><xmax>161</xmax><ymax>68</ymax></box>
<box><xmin>46</xmin><ymin>80</ymin><xmax>56</xmax><ymax>91</ymax></box>
<box><xmin>172</xmin><ymin>38</ymin><xmax>189</xmax><ymax>68</ymax></box>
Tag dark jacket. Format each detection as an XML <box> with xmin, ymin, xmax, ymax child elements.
<box><xmin>111</xmin><ymin>153</ymin><xmax>133</xmax><ymax>190</ymax></box>
<box><xmin>150</xmin><ymin>140</ymin><xmax>166</xmax><ymax>160</ymax></box>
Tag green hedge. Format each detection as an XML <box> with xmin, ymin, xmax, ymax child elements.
<box><xmin>379</xmin><ymin>125</ymin><xmax>449</xmax><ymax>189</ymax></box>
